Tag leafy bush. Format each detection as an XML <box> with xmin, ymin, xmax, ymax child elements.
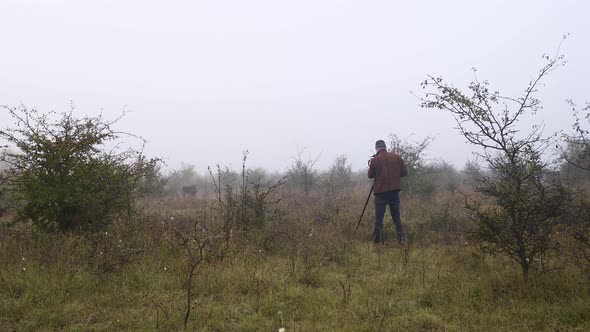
<box><xmin>388</xmin><ymin>134</ymin><xmax>436</xmax><ymax>196</ymax></box>
<box><xmin>0</xmin><ymin>105</ymin><xmax>158</xmax><ymax>232</ymax></box>
<box><xmin>136</xmin><ymin>162</ymin><xmax>168</xmax><ymax>197</ymax></box>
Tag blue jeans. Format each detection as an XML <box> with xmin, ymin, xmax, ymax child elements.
<box><xmin>373</xmin><ymin>191</ymin><xmax>405</xmax><ymax>243</ymax></box>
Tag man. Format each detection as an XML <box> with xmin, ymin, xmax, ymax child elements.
<box><xmin>368</xmin><ymin>139</ymin><xmax>408</xmax><ymax>244</ymax></box>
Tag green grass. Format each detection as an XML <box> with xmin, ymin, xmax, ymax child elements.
<box><xmin>1</xmin><ymin>230</ymin><xmax>589</xmax><ymax>331</ymax></box>
<box><xmin>1</xmin><ymin>192</ymin><xmax>589</xmax><ymax>331</ymax></box>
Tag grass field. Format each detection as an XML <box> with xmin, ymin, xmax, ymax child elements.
<box><xmin>1</xmin><ymin>192</ymin><xmax>589</xmax><ymax>331</ymax></box>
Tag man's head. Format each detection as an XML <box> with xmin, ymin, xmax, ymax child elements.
<box><xmin>375</xmin><ymin>140</ymin><xmax>386</xmax><ymax>151</ymax></box>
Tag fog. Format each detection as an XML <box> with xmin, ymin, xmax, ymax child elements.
<box><xmin>1</xmin><ymin>0</ymin><xmax>589</xmax><ymax>173</ymax></box>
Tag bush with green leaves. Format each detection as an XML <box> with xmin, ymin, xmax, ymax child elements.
<box><xmin>0</xmin><ymin>105</ymin><xmax>158</xmax><ymax>232</ymax></box>
<box><xmin>388</xmin><ymin>133</ymin><xmax>436</xmax><ymax>196</ymax></box>
<box><xmin>136</xmin><ymin>162</ymin><xmax>168</xmax><ymax>197</ymax></box>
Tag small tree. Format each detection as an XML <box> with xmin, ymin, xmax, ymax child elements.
<box><xmin>288</xmin><ymin>148</ymin><xmax>319</xmax><ymax>196</ymax></box>
<box><xmin>461</xmin><ymin>160</ymin><xmax>484</xmax><ymax>188</ymax></box>
<box><xmin>325</xmin><ymin>154</ymin><xmax>352</xmax><ymax>195</ymax></box>
<box><xmin>430</xmin><ymin>160</ymin><xmax>461</xmax><ymax>193</ymax></box>
<box><xmin>419</xmin><ymin>45</ymin><xmax>570</xmax><ymax>279</ymax></box>
<box><xmin>137</xmin><ymin>162</ymin><xmax>168</xmax><ymax>196</ymax></box>
<box><xmin>0</xmin><ymin>105</ymin><xmax>157</xmax><ymax>232</ymax></box>
<box><xmin>388</xmin><ymin>134</ymin><xmax>434</xmax><ymax>196</ymax></box>
<box><xmin>165</xmin><ymin>163</ymin><xmax>198</xmax><ymax>195</ymax></box>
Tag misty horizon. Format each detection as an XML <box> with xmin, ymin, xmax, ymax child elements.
<box><xmin>1</xmin><ymin>1</ymin><xmax>589</xmax><ymax>174</ymax></box>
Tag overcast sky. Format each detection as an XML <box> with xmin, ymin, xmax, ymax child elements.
<box><xmin>1</xmin><ymin>1</ymin><xmax>589</xmax><ymax>174</ymax></box>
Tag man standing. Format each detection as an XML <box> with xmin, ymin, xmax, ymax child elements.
<box><xmin>368</xmin><ymin>139</ymin><xmax>408</xmax><ymax>244</ymax></box>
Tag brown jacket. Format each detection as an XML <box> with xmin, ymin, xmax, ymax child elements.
<box><xmin>368</xmin><ymin>149</ymin><xmax>408</xmax><ymax>194</ymax></box>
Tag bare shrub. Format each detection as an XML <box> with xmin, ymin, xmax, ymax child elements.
<box><xmin>420</xmin><ymin>41</ymin><xmax>571</xmax><ymax>279</ymax></box>
<box><xmin>208</xmin><ymin>151</ymin><xmax>287</xmax><ymax>247</ymax></box>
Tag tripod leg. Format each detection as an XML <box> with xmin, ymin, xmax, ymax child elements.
<box><xmin>355</xmin><ymin>184</ymin><xmax>374</xmax><ymax>232</ymax></box>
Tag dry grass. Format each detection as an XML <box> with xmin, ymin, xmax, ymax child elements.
<box><xmin>1</xmin><ymin>189</ymin><xmax>589</xmax><ymax>331</ymax></box>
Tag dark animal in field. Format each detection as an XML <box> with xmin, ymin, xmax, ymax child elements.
<box><xmin>181</xmin><ymin>185</ymin><xmax>197</xmax><ymax>197</ymax></box>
